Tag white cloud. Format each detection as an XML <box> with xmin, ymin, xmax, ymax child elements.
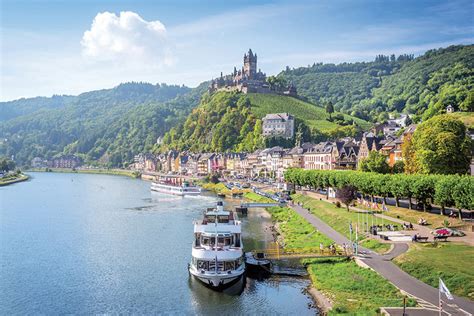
<box><xmin>81</xmin><ymin>11</ymin><xmax>173</xmax><ymax>66</ymax></box>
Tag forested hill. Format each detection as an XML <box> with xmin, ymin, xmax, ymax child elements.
<box><xmin>160</xmin><ymin>91</ymin><xmax>370</xmax><ymax>153</ymax></box>
<box><xmin>280</xmin><ymin>44</ymin><xmax>473</xmax><ymax>122</ymax></box>
<box><xmin>0</xmin><ymin>82</ymin><xmax>207</xmax><ymax>166</ymax></box>
<box><xmin>0</xmin><ymin>82</ymin><xmax>190</xmax><ymax>121</ymax></box>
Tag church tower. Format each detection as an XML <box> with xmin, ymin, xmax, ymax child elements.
<box><xmin>243</xmin><ymin>49</ymin><xmax>257</xmax><ymax>79</ymax></box>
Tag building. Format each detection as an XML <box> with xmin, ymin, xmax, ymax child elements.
<box><xmin>262</xmin><ymin>113</ymin><xmax>295</xmax><ymax>139</ymax></box>
<box><xmin>303</xmin><ymin>142</ymin><xmax>337</xmax><ymax>170</ymax></box>
<box><xmin>357</xmin><ymin>132</ymin><xmax>384</xmax><ymax>163</ymax></box>
<box><xmin>31</xmin><ymin>157</ymin><xmax>47</xmax><ymax>168</ymax></box>
<box><xmin>334</xmin><ymin>141</ymin><xmax>359</xmax><ymax>170</ymax></box>
<box><xmin>209</xmin><ymin>49</ymin><xmax>297</xmax><ymax>96</ymax></box>
<box><xmin>48</xmin><ymin>155</ymin><xmax>82</xmax><ymax>169</ymax></box>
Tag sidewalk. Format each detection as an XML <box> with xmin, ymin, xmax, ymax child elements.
<box><xmin>290</xmin><ymin>203</ymin><xmax>474</xmax><ymax>314</ymax></box>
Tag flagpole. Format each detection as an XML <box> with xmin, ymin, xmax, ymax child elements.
<box><xmin>439</xmin><ymin>278</ymin><xmax>442</xmax><ymax>316</ymax></box>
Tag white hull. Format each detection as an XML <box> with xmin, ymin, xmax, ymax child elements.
<box><xmin>189</xmin><ymin>266</ymin><xmax>245</xmax><ymax>287</ymax></box>
<box><xmin>151</xmin><ymin>182</ymin><xmax>201</xmax><ymax>196</ymax></box>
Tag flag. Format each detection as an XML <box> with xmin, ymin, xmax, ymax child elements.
<box><xmin>439</xmin><ymin>278</ymin><xmax>454</xmax><ymax>300</ymax></box>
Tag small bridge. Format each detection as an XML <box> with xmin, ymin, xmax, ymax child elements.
<box><xmin>240</xmin><ymin>202</ymin><xmax>285</xmax><ymax>208</ymax></box>
<box><xmin>251</xmin><ymin>243</ymin><xmax>352</xmax><ymax>260</ymax></box>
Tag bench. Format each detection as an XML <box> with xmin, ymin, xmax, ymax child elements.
<box><xmin>434</xmin><ymin>235</ymin><xmax>449</xmax><ymax>242</ymax></box>
<box><xmin>415</xmin><ymin>237</ymin><xmax>429</xmax><ymax>242</ymax></box>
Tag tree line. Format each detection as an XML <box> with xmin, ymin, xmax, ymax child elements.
<box><xmin>284</xmin><ymin>169</ymin><xmax>474</xmax><ymax>216</ymax></box>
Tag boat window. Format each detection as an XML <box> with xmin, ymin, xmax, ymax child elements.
<box><xmin>224</xmin><ymin>261</ymin><xmax>235</xmax><ymax>271</ymax></box>
<box><xmin>202</xmin><ymin>237</ymin><xmax>209</xmax><ymax>246</ymax></box>
<box><xmin>217</xmin><ymin>237</ymin><xmax>225</xmax><ymax>246</ymax></box>
<box><xmin>217</xmin><ymin>215</ymin><xmax>229</xmax><ymax>223</ymax></box>
<box><xmin>224</xmin><ymin>237</ymin><xmax>231</xmax><ymax>246</ymax></box>
<box><xmin>197</xmin><ymin>260</ymin><xmax>209</xmax><ymax>271</ymax></box>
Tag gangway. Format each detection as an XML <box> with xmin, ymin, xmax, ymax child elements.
<box><xmin>250</xmin><ymin>242</ymin><xmax>352</xmax><ymax>260</ymax></box>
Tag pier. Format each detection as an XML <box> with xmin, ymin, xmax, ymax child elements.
<box><xmin>249</xmin><ymin>242</ymin><xmax>352</xmax><ymax>261</ymax></box>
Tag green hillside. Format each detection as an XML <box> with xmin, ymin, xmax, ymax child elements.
<box><xmin>248</xmin><ymin>93</ymin><xmax>371</xmax><ymax>131</ymax></box>
<box><xmin>281</xmin><ymin>45</ymin><xmax>473</xmax><ymax>122</ymax></box>
<box><xmin>0</xmin><ymin>82</ymin><xmax>207</xmax><ymax>167</ymax></box>
<box><xmin>160</xmin><ymin>91</ymin><xmax>370</xmax><ymax>152</ymax></box>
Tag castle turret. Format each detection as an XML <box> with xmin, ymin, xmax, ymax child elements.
<box><xmin>244</xmin><ymin>48</ymin><xmax>257</xmax><ymax>79</ymax></box>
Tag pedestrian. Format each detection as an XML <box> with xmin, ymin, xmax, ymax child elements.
<box><xmin>319</xmin><ymin>243</ymin><xmax>324</xmax><ymax>254</ymax></box>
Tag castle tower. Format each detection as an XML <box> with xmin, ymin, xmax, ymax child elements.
<box><xmin>243</xmin><ymin>49</ymin><xmax>257</xmax><ymax>79</ymax></box>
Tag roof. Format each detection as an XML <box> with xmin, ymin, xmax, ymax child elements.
<box><xmin>262</xmin><ymin>113</ymin><xmax>294</xmax><ymax>121</ymax></box>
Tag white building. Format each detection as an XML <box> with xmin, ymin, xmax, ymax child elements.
<box><xmin>262</xmin><ymin>113</ymin><xmax>295</xmax><ymax>139</ymax></box>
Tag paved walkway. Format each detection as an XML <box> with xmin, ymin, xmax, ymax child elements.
<box><xmin>291</xmin><ymin>203</ymin><xmax>474</xmax><ymax>315</ymax></box>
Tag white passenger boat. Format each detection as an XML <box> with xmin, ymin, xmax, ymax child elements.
<box><xmin>151</xmin><ymin>177</ymin><xmax>201</xmax><ymax>196</ymax></box>
<box><xmin>189</xmin><ymin>201</ymin><xmax>245</xmax><ymax>288</ymax></box>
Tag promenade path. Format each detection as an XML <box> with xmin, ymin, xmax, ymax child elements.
<box><xmin>290</xmin><ymin>203</ymin><xmax>474</xmax><ymax>314</ymax></box>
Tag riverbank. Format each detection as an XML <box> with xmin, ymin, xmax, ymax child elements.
<box><xmin>27</xmin><ymin>168</ymin><xmax>141</xmax><ymax>178</ymax></box>
<box><xmin>244</xmin><ymin>191</ymin><xmax>414</xmax><ymax>314</ymax></box>
<box><xmin>294</xmin><ymin>192</ymin><xmax>474</xmax><ymax>301</ymax></box>
<box><xmin>0</xmin><ymin>173</ymin><xmax>29</xmax><ymax>186</ymax></box>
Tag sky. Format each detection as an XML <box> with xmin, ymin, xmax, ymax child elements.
<box><xmin>1</xmin><ymin>0</ymin><xmax>473</xmax><ymax>101</ymax></box>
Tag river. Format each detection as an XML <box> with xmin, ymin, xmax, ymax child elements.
<box><xmin>0</xmin><ymin>172</ymin><xmax>318</xmax><ymax>315</ymax></box>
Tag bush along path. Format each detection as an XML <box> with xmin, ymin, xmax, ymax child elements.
<box><xmin>289</xmin><ymin>202</ymin><xmax>474</xmax><ymax>314</ymax></box>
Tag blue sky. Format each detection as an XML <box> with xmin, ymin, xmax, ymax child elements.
<box><xmin>1</xmin><ymin>0</ymin><xmax>473</xmax><ymax>101</ymax></box>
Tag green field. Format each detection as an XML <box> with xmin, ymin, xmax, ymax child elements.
<box><xmin>306</xmin><ymin>258</ymin><xmax>416</xmax><ymax>315</ymax></box>
<box><xmin>247</xmin><ymin>93</ymin><xmax>371</xmax><ymax>131</ymax></box>
<box><xmin>394</xmin><ymin>243</ymin><xmax>474</xmax><ymax>299</ymax></box>
<box><xmin>292</xmin><ymin>194</ymin><xmax>393</xmax><ymax>253</ymax></box>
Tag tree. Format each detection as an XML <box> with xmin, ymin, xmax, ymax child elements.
<box><xmin>408</xmin><ymin>115</ymin><xmax>471</xmax><ymax>174</ymax></box>
<box><xmin>358</xmin><ymin>151</ymin><xmax>390</xmax><ymax>174</ymax></box>
<box><xmin>410</xmin><ymin>175</ymin><xmax>436</xmax><ymax>212</ymax></box>
<box><xmin>391</xmin><ymin>160</ymin><xmax>404</xmax><ymax>174</ymax></box>
<box><xmin>402</xmin><ymin>134</ymin><xmax>417</xmax><ymax>174</ymax></box>
<box><xmin>325</xmin><ymin>101</ymin><xmax>334</xmax><ymax>118</ymax></box>
<box><xmin>452</xmin><ymin>177</ymin><xmax>474</xmax><ymax>220</ymax></box>
<box><xmin>336</xmin><ymin>185</ymin><xmax>357</xmax><ymax>211</ymax></box>
<box><xmin>434</xmin><ymin>175</ymin><xmax>457</xmax><ymax>214</ymax></box>
<box><xmin>0</xmin><ymin>157</ymin><xmax>15</xmax><ymax>172</ymax></box>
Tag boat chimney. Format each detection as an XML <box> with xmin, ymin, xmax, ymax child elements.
<box><xmin>216</xmin><ymin>201</ymin><xmax>224</xmax><ymax>212</ymax></box>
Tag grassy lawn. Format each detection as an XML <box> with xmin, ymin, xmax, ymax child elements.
<box><xmin>267</xmin><ymin>206</ymin><xmax>333</xmax><ymax>249</ymax></box>
<box><xmin>305</xmin><ymin>258</ymin><xmax>416</xmax><ymax>315</ymax></box>
<box><xmin>394</xmin><ymin>243</ymin><xmax>474</xmax><ymax>300</ymax></box>
<box><xmin>243</xmin><ymin>192</ymin><xmax>274</xmax><ymax>203</ymax></box>
<box><xmin>354</xmin><ymin>202</ymin><xmax>464</xmax><ymax>229</ymax></box>
<box><xmin>293</xmin><ymin>194</ymin><xmax>393</xmax><ymax>253</ymax></box>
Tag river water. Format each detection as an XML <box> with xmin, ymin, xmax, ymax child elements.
<box><xmin>0</xmin><ymin>172</ymin><xmax>317</xmax><ymax>315</ymax></box>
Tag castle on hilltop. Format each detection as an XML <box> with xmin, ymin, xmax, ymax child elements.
<box><xmin>209</xmin><ymin>49</ymin><xmax>297</xmax><ymax>96</ymax></box>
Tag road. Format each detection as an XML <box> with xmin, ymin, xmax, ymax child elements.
<box><xmin>290</xmin><ymin>203</ymin><xmax>474</xmax><ymax>315</ymax></box>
